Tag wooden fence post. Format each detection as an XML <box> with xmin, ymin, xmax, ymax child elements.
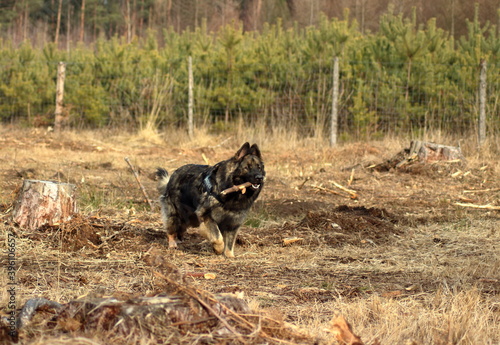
<box><xmin>330</xmin><ymin>56</ymin><xmax>339</xmax><ymax>147</ymax></box>
<box><xmin>188</xmin><ymin>56</ymin><xmax>194</xmax><ymax>139</ymax></box>
<box><xmin>54</xmin><ymin>61</ymin><xmax>66</xmax><ymax>132</ymax></box>
<box><xmin>478</xmin><ymin>59</ymin><xmax>487</xmax><ymax>147</ymax></box>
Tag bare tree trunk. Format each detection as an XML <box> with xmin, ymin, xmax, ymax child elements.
<box><xmin>132</xmin><ymin>0</ymin><xmax>137</xmax><ymax>38</ymax></box>
<box><xmin>255</xmin><ymin>0</ymin><xmax>262</xmax><ymax>30</ymax></box>
<box><xmin>188</xmin><ymin>56</ymin><xmax>194</xmax><ymax>139</ymax></box>
<box><xmin>93</xmin><ymin>4</ymin><xmax>97</xmax><ymax>41</ymax></box>
<box><xmin>138</xmin><ymin>0</ymin><xmax>143</xmax><ymax>34</ymax></box>
<box><xmin>330</xmin><ymin>56</ymin><xmax>339</xmax><ymax>147</ymax></box>
<box><xmin>54</xmin><ymin>62</ymin><xmax>66</xmax><ymax>132</ymax></box>
<box><xmin>361</xmin><ymin>0</ymin><xmax>365</xmax><ymax>34</ymax></box>
<box><xmin>166</xmin><ymin>0</ymin><xmax>172</xmax><ymax>27</ymax></box>
<box><xmin>55</xmin><ymin>0</ymin><xmax>63</xmax><ymax>45</ymax></box>
<box><xmin>125</xmin><ymin>0</ymin><xmax>132</xmax><ymax>43</ymax></box>
<box><xmin>79</xmin><ymin>0</ymin><xmax>85</xmax><ymax>42</ymax></box>
<box><xmin>23</xmin><ymin>1</ymin><xmax>28</xmax><ymax>41</ymax></box>
<box><xmin>66</xmin><ymin>3</ymin><xmax>71</xmax><ymax>53</ymax></box>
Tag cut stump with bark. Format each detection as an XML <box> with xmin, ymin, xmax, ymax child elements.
<box><xmin>12</xmin><ymin>180</ymin><xmax>78</xmax><ymax>230</ymax></box>
<box><xmin>408</xmin><ymin>140</ymin><xmax>465</xmax><ymax>163</ymax></box>
<box><xmin>370</xmin><ymin>140</ymin><xmax>465</xmax><ymax>171</ymax></box>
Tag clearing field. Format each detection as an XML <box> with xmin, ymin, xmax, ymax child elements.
<box><xmin>0</xmin><ymin>127</ymin><xmax>499</xmax><ymax>344</ymax></box>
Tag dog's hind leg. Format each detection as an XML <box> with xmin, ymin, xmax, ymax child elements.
<box><xmin>201</xmin><ymin>219</ymin><xmax>224</xmax><ymax>255</ymax></box>
<box><xmin>160</xmin><ymin>197</ymin><xmax>184</xmax><ymax>249</ymax></box>
<box><xmin>165</xmin><ymin>217</ymin><xmax>185</xmax><ymax>249</ymax></box>
<box><xmin>221</xmin><ymin>230</ymin><xmax>238</xmax><ymax>258</ymax></box>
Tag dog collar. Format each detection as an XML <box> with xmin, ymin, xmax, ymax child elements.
<box><xmin>203</xmin><ymin>172</ymin><xmax>226</xmax><ymax>204</ymax></box>
<box><xmin>203</xmin><ymin>174</ymin><xmax>213</xmax><ymax>192</ymax></box>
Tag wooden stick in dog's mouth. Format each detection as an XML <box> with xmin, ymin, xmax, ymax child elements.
<box><xmin>220</xmin><ymin>182</ymin><xmax>260</xmax><ymax>195</ymax></box>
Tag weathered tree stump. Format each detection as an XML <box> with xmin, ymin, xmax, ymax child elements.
<box><xmin>370</xmin><ymin>140</ymin><xmax>465</xmax><ymax>171</ymax></box>
<box><xmin>407</xmin><ymin>140</ymin><xmax>465</xmax><ymax>163</ymax></box>
<box><xmin>12</xmin><ymin>180</ymin><xmax>77</xmax><ymax>230</ymax></box>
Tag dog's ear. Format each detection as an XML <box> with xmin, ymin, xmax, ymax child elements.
<box><xmin>250</xmin><ymin>144</ymin><xmax>262</xmax><ymax>158</ymax></box>
<box><xmin>235</xmin><ymin>142</ymin><xmax>251</xmax><ymax>161</ymax></box>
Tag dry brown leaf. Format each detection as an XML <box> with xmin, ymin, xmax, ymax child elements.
<box><xmin>328</xmin><ymin>315</ymin><xmax>364</xmax><ymax>345</ymax></box>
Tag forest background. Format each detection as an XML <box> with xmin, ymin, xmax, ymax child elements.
<box><xmin>0</xmin><ymin>0</ymin><xmax>499</xmax><ymax>142</ymax></box>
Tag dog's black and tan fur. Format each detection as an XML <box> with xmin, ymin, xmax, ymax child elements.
<box><xmin>156</xmin><ymin>142</ymin><xmax>265</xmax><ymax>257</ymax></box>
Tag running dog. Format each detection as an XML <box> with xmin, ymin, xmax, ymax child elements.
<box><xmin>156</xmin><ymin>142</ymin><xmax>265</xmax><ymax>257</ymax></box>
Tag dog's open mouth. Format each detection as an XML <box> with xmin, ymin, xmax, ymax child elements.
<box><xmin>251</xmin><ymin>184</ymin><xmax>261</xmax><ymax>190</ymax></box>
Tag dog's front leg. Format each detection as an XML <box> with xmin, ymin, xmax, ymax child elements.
<box><xmin>201</xmin><ymin>219</ymin><xmax>224</xmax><ymax>255</ymax></box>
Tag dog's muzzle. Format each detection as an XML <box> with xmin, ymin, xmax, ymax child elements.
<box><xmin>251</xmin><ymin>174</ymin><xmax>264</xmax><ymax>190</ymax></box>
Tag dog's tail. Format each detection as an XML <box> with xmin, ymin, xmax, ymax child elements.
<box><xmin>156</xmin><ymin>168</ymin><xmax>169</xmax><ymax>195</ymax></box>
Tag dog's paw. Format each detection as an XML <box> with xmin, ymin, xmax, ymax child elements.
<box><xmin>224</xmin><ymin>248</ymin><xmax>235</xmax><ymax>258</ymax></box>
<box><xmin>167</xmin><ymin>234</ymin><xmax>178</xmax><ymax>249</ymax></box>
<box><xmin>212</xmin><ymin>240</ymin><xmax>224</xmax><ymax>255</ymax></box>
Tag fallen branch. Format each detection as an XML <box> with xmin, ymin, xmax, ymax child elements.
<box><xmin>283</xmin><ymin>237</ymin><xmax>304</xmax><ymax>246</ymax></box>
<box><xmin>454</xmin><ymin>202</ymin><xmax>500</xmax><ymax>210</ymax></box>
<box><xmin>221</xmin><ymin>182</ymin><xmax>253</xmax><ymax>196</ymax></box>
<box><xmin>312</xmin><ymin>183</ymin><xmax>358</xmax><ymax>200</ymax></box>
<box><xmin>208</xmin><ymin>136</ymin><xmax>233</xmax><ymax>149</ymax></box>
<box><xmin>17</xmin><ymin>298</ymin><xmax>63</xmax><ymax>329</ymax></box>
<box><xmin>348</xmin><ymin>169</ymin><xmax>355</xmax><ymax>186</ymax></box>
<box><xmin>298</xmin><ymin>176</ymin><xmax>311</xmax><ymax>190</ymax></box>
<box><xmin>463</xmin><ymin>188</ymin><xmax>500</xmax><ymax>194</ymax></box>
<box><xmin>329</xmin><ymin>180</ymin><xmax>358</xmax><ymax>199</ymax></box>
<box><xmin>124</xmin><ymin>157</ymin><xmax>154</xmax><ymax>210</ymax></box>
<box><xmin>311</xmin><ymin>185</ymin><xmax>345</xmax><ymax>197</ymax></box>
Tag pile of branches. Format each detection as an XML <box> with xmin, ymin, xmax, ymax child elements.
<box><xmin>2</xmin><ymin>268</ymin><xmax>316</xmax><ymax>344</ymax></box>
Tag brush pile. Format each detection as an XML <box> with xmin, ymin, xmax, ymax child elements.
<box><xmin>6</xmin><ymin>265</ymin><xmax>317</xmax><ymax>344</ymax></box>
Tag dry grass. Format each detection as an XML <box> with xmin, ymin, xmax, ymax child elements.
<box><xmin>0</xmin><ymin>125</ymin><xmax>499</xmax><ymax>344</ymax></box>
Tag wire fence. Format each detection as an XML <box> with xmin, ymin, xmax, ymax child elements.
<box><xmin>1</xmin><ymin>56</ymin><xmax>499</xmax><ymax>142</ymax></box>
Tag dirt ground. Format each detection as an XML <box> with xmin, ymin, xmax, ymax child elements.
<box><xmin>0</xmin><ymin>127</ymin><xmax>499</xmax><ymax>344</ymax></box>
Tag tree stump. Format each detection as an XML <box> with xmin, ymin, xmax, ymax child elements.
<box><xmin>12</xmin><ymin>180</ymin><xmax>78</xmax><ymax>230</ymax></box>
<box><xmin>408</xmin><ymin>140</ymin><xmax>465</xmax><ymax>163</ymax></box>
<box><xmin>369</xmin><ymin>141</ymin><xmax>465</xmax><ymax>171</ymax></box>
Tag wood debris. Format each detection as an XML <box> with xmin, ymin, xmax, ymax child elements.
<box><xmin>370</xmin><ymin>140</ymin><xmax>465</xmax><ymax>171</ymax></box>
<box><xmin>7</xmin><ymin>265</ymin><xmax>318</xmax><ymax>344</ymax></box>
<box><xmin>454</xmin><ymin>202</ymin><xmax>500</xmax><ymax>210</ymax></box>
<box><xmin>312</xmin><ymin>181</ymin><xmax>358</xmax><ymax>200</ymax></box>
<box><xmin>124</xmin><ymin>157</ymin><xmax>154</xmax><ymax>210</ymax></box>
<box><xmin>330</xmin><ymin>180</ymin><xmax>358</xmax><ymax>199</ymax></box>
<box><xmin>283</xmin><ymin>237</ymin><xmax>304</xmax><ymax>246</ymax></box>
